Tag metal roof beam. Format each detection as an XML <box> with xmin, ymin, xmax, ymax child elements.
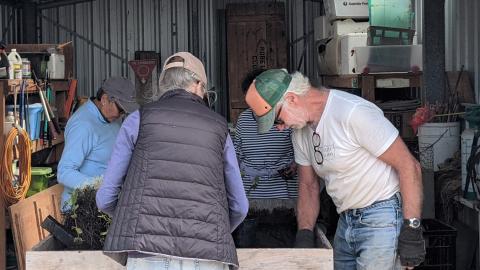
<box><xmin>38</xmin><ymin>0</ymin><xmax>95</xmax><ymax>10</ymax></box>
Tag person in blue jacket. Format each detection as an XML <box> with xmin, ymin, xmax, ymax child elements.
<box><xmin>57</xmin><ymin>77</ymin><xmax>138</xmax><ymax>209</ymax></box>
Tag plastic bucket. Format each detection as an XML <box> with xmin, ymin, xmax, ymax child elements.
<box><xmin>27</xmin><ymin>167</ymin><xmax>54</xmax><ymax>197</ymax></box>
<box><xmin>27</xmin><ymin>103</ymin><xmax>43</xmax><ymax>140</ymax></box>
<box><xmin>418</xmin><ymin>122</ymin><xmax>460</xmax><ymax>171</ymax></box>
<box><xmin>6</xmin><ymin>103</ymin><xmax>43</xmax><ymax>140</ymax></box>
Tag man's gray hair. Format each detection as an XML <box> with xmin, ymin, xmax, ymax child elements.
<box><xmin>158</xmin><ymin>67</ymin><xmax>204</xmax><ymax>97</ymax></box>
<box><xmin>286</xmin><ymin>72</ymin><xmax>311</xmax><ymax>95</ymax></box>
<box><xmin>277</xmin><ymin>71</ymin><xmax>311</xmax><ymax>104</ymax></box>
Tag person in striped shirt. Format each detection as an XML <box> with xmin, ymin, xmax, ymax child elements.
<box><xmin>233</xmin><ymin>69</ymin><xmax>298</xmax><ymax>199</ymax></box>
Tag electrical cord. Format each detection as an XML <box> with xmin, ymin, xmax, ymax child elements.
<box><xmin>0</xmin><ymin>126</ymin><xmax>32</xmax><ymax>205</ymax></box>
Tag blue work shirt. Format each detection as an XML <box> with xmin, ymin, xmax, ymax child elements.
<box><xmin>58</xmin><ymin>99</ymin><xmax>121</xmax><ymax>209</ymax></box>
<box><xmin>96</xmin><ymin>110</ymin><xmax>248</xmax><ymax>232</ymax></box>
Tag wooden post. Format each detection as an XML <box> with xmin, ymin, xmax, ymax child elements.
<box><xmin>0</xmin><ymin>197</ymin><xmax>5</xmax><ymax>270</ymax></box>
<box><xmin>0</xmin><ymin>80</ymin><xmax>6</xmax><ymax>270</ymax></box>
<box><xmin>361</xmin><ymin>75</ymin><xmax>375</xmax><ymax>101</ymax></box>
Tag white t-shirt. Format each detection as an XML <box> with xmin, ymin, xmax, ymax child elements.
<box><xmin>292</xmin><ymin>90</ymin><xmax>400</xmax><ymax>213</ymax></box>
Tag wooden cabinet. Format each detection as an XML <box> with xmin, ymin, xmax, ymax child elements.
<box><xmin>226</xmin><ymin>2</ymin><xmax>288</xmax><ymax>123</ymax></box>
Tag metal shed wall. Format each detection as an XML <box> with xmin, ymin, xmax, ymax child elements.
<box><xmin>39</xmin><ymin>0</ymin><xmax>322</xmax><ymax>117</ymax></box>
<box><xmin>0</xmin><ymin>4</ymin><xmax>23</xmax><ymax>45</ymax></box>
<box><xmin>445</xmin><ymin>0</ymin><xmax>480</xmax><ymax>103</ymax></box>
<box><xmin>40</xmin><ymin>0</ymin><xmax>208</xmax><ymax>97</ymax></box>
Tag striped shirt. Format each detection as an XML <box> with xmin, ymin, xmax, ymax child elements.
<box><xmin>234</xmin><ymin>109</ymin><xmax>298</xmax><ymax>199</ymax></box>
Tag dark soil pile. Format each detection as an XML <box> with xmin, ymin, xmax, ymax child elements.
<box><xmin>63</xmin><ymin>185</ymin><xmax>111</xmax><ymax>250</ymax></box>
<box><xmin>233</xmin><ymin>207</ymin><xmax>297</xmax><ymax>248</ymax></box>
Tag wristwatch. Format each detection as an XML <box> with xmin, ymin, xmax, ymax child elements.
<box><xmin>404</xmin><ymin>218</ymin><xmax>422</xmax><ymax>229</ymax></box>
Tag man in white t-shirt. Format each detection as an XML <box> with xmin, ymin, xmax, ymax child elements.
<box><xmin>244</xmin><ymin>69</ymin><xmax>425</xmax><ymax>270</ymax></box>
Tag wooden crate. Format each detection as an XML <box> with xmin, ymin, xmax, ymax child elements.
<box><xmin>384</xmin><ymin>110</ymin><xmax>416</xmax><ymax>139</ymax></box>
<box><xmin>27</xmin><ymin>236</ymin><xmax>333</xmax><ymax>270</ymax></box>
<box><xmin>9</xmin><ymin>184</ymin><xmax>63</xmax><ymax>270</ymax></box>
<box><xmin>226</xmin><ymin>2</ymin><xmax>288</xmax><ymax>124</ymax></box>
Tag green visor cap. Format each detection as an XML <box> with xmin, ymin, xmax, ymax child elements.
<box><xmin>254</xmin><ymin>69</ymin><xmax>292</xmax><ymax>133</ymax></box>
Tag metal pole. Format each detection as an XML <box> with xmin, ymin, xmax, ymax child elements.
<box><xmin>423</xmin><ymin>0</ymin><xmax>446</xmax><ymax>103</ymax></box>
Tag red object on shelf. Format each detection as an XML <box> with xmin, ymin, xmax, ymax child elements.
<box><xmin>64</xmin><ymin>79</ymin><xmax>77</xmax><ymax>119</ymax></box>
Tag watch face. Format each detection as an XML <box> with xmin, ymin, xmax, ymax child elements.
<box><xmin>409</xmin><ymin>218</ymin><xmax>421</xmax><ymax>228</ymax></box>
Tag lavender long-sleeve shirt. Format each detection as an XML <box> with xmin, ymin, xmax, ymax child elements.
<box><xmin>96</xmin><ymin>110</ymin><xmax>248</xmax><ymax>232</ymax></box>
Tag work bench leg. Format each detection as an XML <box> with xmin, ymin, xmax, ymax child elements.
<box><xmin>361</xmin><ymin>76</ymin><xmax>375</xmax><ymax>102</ymax></box>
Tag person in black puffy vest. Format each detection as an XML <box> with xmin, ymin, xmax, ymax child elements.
<box><xmin>97</xmin><ymin>52</ymin><xmax>249</xmax><ymax>270</ymax></box>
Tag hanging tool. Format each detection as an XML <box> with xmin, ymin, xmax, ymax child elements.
<box><xmin>40</xmin><ymin>87</ymin><xmax>61</xmax><ymax>134</ymax></box>
<box><xmin>38</xmin><ymin>83</ymin><xmax>58</xmax><ymax>140</ymax></box>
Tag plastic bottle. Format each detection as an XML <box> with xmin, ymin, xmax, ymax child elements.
<box><xmin>22</xmin><ymin>58</ymin><xmax>31</xmax><ymax>78</ymax></box>
<box><xmin>8</xmin><ymin>49</ymin><xmax>22</xmax><ymax>79</ymax></box>
<box><xmin>4</xmin><ymin>111</ymin><xmax>14</xmax><ymax>135</ymax></box>
<box><xmin>6</xmin><ymin>111</ymin><xmax>14</xmax><ymax>123</ymax></box>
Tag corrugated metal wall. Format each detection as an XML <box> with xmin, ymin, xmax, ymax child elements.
<box><xmin>445</xmin><ymin>0</ymin><xmax>480</xmax><ymax>103</ymax></box>
<box><xmin>39</xmin><ymin>0</ymin><xmax>322</xmax><ymax>117</ymax></box>
<box><xmin>40</xmin><ymin>0</ymin><xmax>208</xmax><ymax>97</ymax></box>
<box><xmin>0</xmin><ymin>4</ymin><xmax>22</xmax><ymax>45</ymax></box>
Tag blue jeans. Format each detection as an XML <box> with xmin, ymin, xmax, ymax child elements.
<box><xmin>126</xmin><ymin>256</ymin><xmax>229</xmax><ymax>270</ymax></box>
<box><xmin>333</xmin><ymin>193</ymin><xmax>403</xmax><ymax>270</ymax></box>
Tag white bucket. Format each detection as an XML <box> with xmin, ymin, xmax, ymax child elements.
<box><xmin>418</xmin><ymin>122</ymin><xmax>460</xmax><ymax>171</ymax></box>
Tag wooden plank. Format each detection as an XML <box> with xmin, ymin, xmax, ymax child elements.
<box><xmin>226</xmin><ymin>3</ymin><xmax>287</xmax><ymax>123</ymax></box>
<box><xmin>4</xmin><ymin>79</ymin><xmax>69</xmax><ymax>95</ymax></box>
<box><xmin>0</xmin><ymin>197</ymin><xmax>5</xmax><ymax>270</ymax></box>
<box><xmin>30</xmin><ymin>133</ymin><xmax>64</xmax><ymax>154</ymax></box>
<box><xmin>9</xmin><ymin>184</ymin><xmax>63</xmax><ymax>270</ymax></box>
<box><xmin>322</xmin><ymin>75</ymin><xmax>359</xmax><ymax>89</ymax></box>
<box><xmin>238</xmin><ymin>249</ymin><xmax>333</xmax><ymax>269</ymax></box>
<box><xmin>361</xmin><ymin>75</ymin><xmax>375</xmax><ymax>101</ymax></box>
<box><xmin>26</xmin><ymin>251</ymin><xmax>124</xmax><ymax>270</ymax></box>
<box><xmin>0</xmin><ymin>80</ymin><xmax>5</xmax><ymax>270</ymax></box>
<box><xmin>26</xmin><ymin>248</ymin><xmax>333</xmax><ymax>270</ymax></box>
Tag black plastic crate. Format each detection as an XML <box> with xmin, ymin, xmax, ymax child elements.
<box><xmin>416</xmin><ymin>219</ymin><xmax>457</xmax><ymax>270</ymax></box>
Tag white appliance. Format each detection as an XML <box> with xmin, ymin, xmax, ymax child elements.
<box><xmin>47</xmin><ymin>53</ymin><xmax>65</xmax><ymax>79</ymax></box>
<box><xmin>318</xmin><ymin>33</ymin><xmax>368</xmax><ymax>75</ymax></box>
<box><xmin>324</xmin><ymin>0</ymin><xmax>369</xmax><ymax>21</ymax></box>
<box><xmin>314</xmin><ymin>17</ymin><xmax>368</xmax><ymax>41</ymax></box>
<box><xmin>331</xmin><ymin>19</ymin><xmax>369</xmax><ymax>36</ymax></box>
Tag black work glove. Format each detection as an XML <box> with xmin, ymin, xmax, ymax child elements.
<box><xmin>398</xmin><ymin>223</ymin><xmax>426</xmax><ymax>267</ymax></box>
<box><xmin>294</xmin><ymin>229</ymin><xmax>315</xmax><ymax>248</ymax></box>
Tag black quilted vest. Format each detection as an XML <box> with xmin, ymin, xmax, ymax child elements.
<box><xmin>103</xmin><ymin>89</ymin><xmax>238</xmax><ymax>267</ymax></box>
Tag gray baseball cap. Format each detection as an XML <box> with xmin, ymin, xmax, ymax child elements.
<box><xmin>101</xmin><ymin>77</ymin><xmax>139</xmax><ymax>113</ymax></box>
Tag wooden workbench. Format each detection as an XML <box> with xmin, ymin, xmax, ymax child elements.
<box><xmin>322</xmin><ymin>72</ymin><xmax>423</xmax><ymax>102</ymax></box>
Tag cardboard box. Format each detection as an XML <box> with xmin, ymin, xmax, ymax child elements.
<box><xmin>324</xmin><ymin>0</ymin><xmax>369</xmax><ymax>21</ymax></box>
